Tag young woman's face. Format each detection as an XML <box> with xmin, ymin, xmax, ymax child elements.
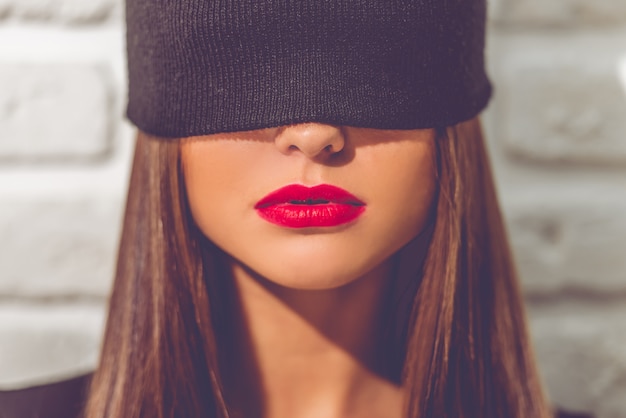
<box><xmin>181</xmin><ymin>124</ymin><xmax>436</xmax><ymax>290</ymax></box>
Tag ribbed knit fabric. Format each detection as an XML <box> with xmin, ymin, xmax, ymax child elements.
<box><xmin>126</xmin><ymin>0</ymin><xmax>492</xmax><ymax>138</ymax></box>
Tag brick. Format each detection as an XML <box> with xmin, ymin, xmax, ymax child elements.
<box><xmin>0</xmin><ymin>0</ymin><xmax>121</xmax><ymax>24</ymax></box>
<box><xmin>502</xmin><ymin>185</ymin><xmax>626</xmax><ymax>296</ymax></box>
<box><xmin>0</xmin><ymin>1</ymin><xmax>9</xmax><ymax>19</ymax></box>
<box><xmin>529</xmin><ymin>303</ymin><xmax>626</xmax><ymax>418</ymax></box>
<box><xmin>491</xmin><ymin>32</ymin><xmax>626</xmax><ymax>166</ymax></box>
<box><xmin>0</xmin><ymin>63</ymin><xmax>113</xmax><ymax>162</ymax></box>
<box><xmin>0</xmin><ymin>196</ymin><xmax>123</xmax><ymax>298</ymax></box>
<box><xmin>0</xmin><ymin>304</ymin><xmax>105</xmax><ymax>390</ymax></box>
<box><xmin>491</xmin><ymin>0</ymin><xmax>626</xmax><ymax>28</ymax></box>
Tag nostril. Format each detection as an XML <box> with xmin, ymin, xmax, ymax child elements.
<box><xmin>274</xmin><ymin>124</ymin><xmax>345</xmax><ymax>157</ymax></box>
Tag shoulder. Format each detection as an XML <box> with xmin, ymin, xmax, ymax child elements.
<box><xmin>0</xmin><ymin>373</ymin><xmax>92</xmax><ymax>418</ymax></box>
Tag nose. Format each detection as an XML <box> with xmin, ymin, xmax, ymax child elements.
<box><xmin>274</xmin><ymin>123</ymin><xmax>345</xmax><ymax>159</ymax></box>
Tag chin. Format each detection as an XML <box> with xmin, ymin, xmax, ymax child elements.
<box><xmin>264</xmin><ymin>272</ymin><xmax>359</xmax><ymax>291</ymax></box>
<box><xmin>248</xmin><ymin>253</ymin><xmax>383</xmax><ymax>291</ymax></box>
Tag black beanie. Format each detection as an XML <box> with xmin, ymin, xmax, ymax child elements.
<box><xmin>126</xmin><ymin>0</ymin><xmax>492</xmax><ymax>138</ymax></box>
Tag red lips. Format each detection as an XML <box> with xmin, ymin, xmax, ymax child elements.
<box><xmin>254</xmin><ymin>184</ymin><xmax>366</xmax><ymax>228</ymax></box>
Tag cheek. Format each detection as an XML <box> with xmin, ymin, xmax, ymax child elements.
<box><xmin>181</xmin><ymin>142</ymin><xmax>249</xmax><ymax>242</ymax></box>
<box><xmin>365</xmin><ymin>142</ymin><xmax>437</xmax><ymax>240</ymax></box>
<box><xmin>182</xmin><ymin>138</ymin><xmax>272</xmax><ymax>210</ymax></box>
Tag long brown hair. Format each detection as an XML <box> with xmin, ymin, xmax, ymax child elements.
<box><xmin>84</xmin><ymin>118</ymin><xmax>552</xmax><ymax>418</ymax></box>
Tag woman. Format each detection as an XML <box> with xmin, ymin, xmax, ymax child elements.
<box><xmin>6</xmin><ymin>1</ymin><xmax>555</xmax><ymax>417</ymax></box>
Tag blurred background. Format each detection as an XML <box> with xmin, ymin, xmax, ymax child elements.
<box><xmin>0</xmin><ymin>0</ymin><xmax>625</xmax><ymax>417</ymax></box>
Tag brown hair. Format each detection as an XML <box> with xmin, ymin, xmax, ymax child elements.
<box><xmin>84</xmin><ymin>118</ymin><xmax>552</xmax><ymax>418</ymax></box>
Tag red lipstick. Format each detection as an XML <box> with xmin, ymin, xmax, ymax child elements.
<box><xmin>255</xmin><ymin>184</ymin><xmax>366</xmax><ymax>228</ymax></box>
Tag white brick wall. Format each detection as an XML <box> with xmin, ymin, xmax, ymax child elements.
<box><xmin>491</xmin><ymin>0</ymin><xmax>626</xmax><ymax>28</ymax></box>
<box><xmin>0</xmin><ymin>63</ymin><xmax>113</xmax><ymax>160</ymax></box>
<box><xmin>0</xmin><ymin>0</ymin><xmax>131</xmax><ymax>391</ymax></box>
<box><xmin>0</xmin><ymin>1</ymin><xmax>625</xmax><ymax>417</ymax></box>
<box><xmin>485</xmin><ymin>0</ymin><xmax>626</xmax><ymax>416</ymax></box>
<box><xmin>504</xmin><ymin>185</ymin><xmax>626</xmax><ymax>295</ymax></box>
<box><xmin>0</xmin><ymin>304</ymin><xmax>105</xmax><ymax>388</ymax></box>
<box><xmin>0</xmin><ymin>0</ymin><xmax>122</xmax><ymax>24</ymax></box>
<box><xmin>491</xmin><ymin>31</ymin><xmax>626</xmax><ymax>165</ymax></box>
<box><xmin>530</xmin><ymin>302</ymin><xmax>626</xmax><ymax>417</ymax></box>
<box><xmin>0</xmin><ymin>197</ymin><xmax>122</xmax><ymax>298</ymax></box>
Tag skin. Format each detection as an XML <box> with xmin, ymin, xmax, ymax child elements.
<box><xmin>181</xmin><ymin>123</ymin><xmax>437</xmax><ymax>418</ymax></box>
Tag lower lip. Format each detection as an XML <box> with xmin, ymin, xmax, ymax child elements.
<box><xmin>256</xmin><ymin>203</ymin><xmax>365</xmax><ymax>228</ymax></box>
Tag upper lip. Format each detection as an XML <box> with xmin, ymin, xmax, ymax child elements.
<box><xmin>255</xmin><ymin>184</ymin><xmax>365</xmax><ymax>208</ymax></box>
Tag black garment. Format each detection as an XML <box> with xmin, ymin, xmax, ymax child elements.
<box><xmin>0</xmin><ymin>374</ymin><xmax>91</xmax><ymax>418</ymax></box>
<box><xmin>126</xmin><ymin>0</ymin><xmax>492</xmax><ymax>138</ymax></box>
<box><xmin>0</xmin><ymin>373</ymin><xmax>595</xmax><ymax>418</ymax></box>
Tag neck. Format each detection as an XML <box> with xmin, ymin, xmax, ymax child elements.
<box><xmin>221</xmin><ymin>258</ymin><xmax>404</xmax><ymax>418</ymax></box>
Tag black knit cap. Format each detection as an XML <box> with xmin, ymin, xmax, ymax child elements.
<box><xmin>126</xmin><ymin>0</ymin><xmax>492</xmax><ymax>138</ymax></box>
